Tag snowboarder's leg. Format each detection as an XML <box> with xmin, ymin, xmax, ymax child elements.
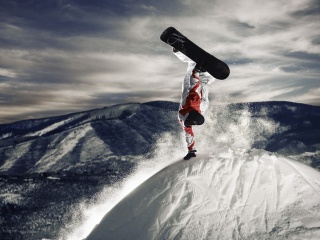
<box><xmin>184</xmin><ymin>125</ymin><xmax>195</xmax><ymax>151</ymax></box>
<box><xmin>178</xmin><ymin>117</ymin><xmax>197</xmax><ymax>160</ymax></box>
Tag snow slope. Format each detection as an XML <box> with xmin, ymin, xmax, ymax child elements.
<box><xmin>0</xmin><ymin>102</ymin><xmax>179</xmax><ymax>174</ymax></box>
<box><xmin>86</xmin><ymin>147</ymin><xmax>320</xmax><ymax>240</ymax></box>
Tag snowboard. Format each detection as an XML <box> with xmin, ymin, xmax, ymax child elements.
<box><xmin>160</xmin><ymin>27</ymin><xmax>230</xmax><ymax>80</ymax></box>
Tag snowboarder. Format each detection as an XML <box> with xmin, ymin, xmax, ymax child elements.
<box><xmin>173</xmin><ymin>48</ymin><xmax>215</xmax><ymax>160</ymax></box>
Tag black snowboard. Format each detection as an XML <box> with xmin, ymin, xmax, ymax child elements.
<box><xmin>160</xmin><ymin>27</ymin><xmax>230</xmax><ymax>80</ymax></box>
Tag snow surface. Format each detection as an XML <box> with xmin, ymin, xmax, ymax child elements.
<box><xmin>26</xmin><ymin>119</ymin><xmax>73</xmax><ymax>137</ymax></box>
<box><xmin>86</xmin><ymin>147</ymin><xmax>320</xmax><ymax>240</ymax></box>
<box><xmin>33</xmin><ymin>124</ymin><xmax>92</xmax><ymax>172</ymax></box>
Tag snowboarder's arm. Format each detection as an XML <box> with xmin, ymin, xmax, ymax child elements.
<box><xmin>200</xmin><ymin>72</ymin><xmax>216</xmax><ymax>85</ymax></box>
<box><xmin>181</xmin><ymin>74</ymin><xmax>190</xmax><ymax>103</ymax></box>
<box><xmin>173</xmin><ymin>48</ymin><xmax>193</xmax><ymax>63</ymax></box>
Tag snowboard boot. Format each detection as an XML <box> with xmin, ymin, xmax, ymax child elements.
<box><xmin>184</xmin><ymin>150</ymin><xmax>197</xmax><ymax>160</ymax></box>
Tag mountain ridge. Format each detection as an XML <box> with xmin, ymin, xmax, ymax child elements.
<box><xmin>1</xmin><ymin>101</ymin><xmax>320</xmax><ymax>175</ymax></box>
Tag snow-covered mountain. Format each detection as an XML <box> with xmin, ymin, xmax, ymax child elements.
<box><xmin>0</xmin><ymin>101</ymin><xmax>319</xmax><ymax>240</ymax></box>
<box><xmin>86</xmin><ymin>147</ymin><xmax>320</xmax><ymax>240</ymax></box>
<box><xmin>0</xmin><ymin>101</ymin><xmax>319</xmax><ymax>176</ymax></box>
<box><xmin>0</xmin><ymin>101</ymin><xmax>179</xmax><ymax>175</ymax></box>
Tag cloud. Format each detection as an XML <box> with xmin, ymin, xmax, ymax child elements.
<box><xmin>0</xmin><ymin>0</ymin><xmax>319</xmax><ymax>123</ymax></box>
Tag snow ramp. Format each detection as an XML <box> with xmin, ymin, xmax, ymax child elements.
<box><xmin>86</xmin><ymin>147</ymin><xmax>320</xmax><ymax>240</ymax></box>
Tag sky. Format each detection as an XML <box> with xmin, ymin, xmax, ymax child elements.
<box><xmin>0</xmin><ymin>0</ymin><xmax>319</xmax><ymax>123</ymax></box>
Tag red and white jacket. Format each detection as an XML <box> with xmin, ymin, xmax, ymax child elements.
<box><xmin>173</xmin><ymin>51</ymin><xmax>215</xmax><ymax>122</ymax></box>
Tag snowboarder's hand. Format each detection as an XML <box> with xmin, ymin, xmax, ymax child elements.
<box><xmin>172</xmin><ymin>47</ymin><xmax>179</xmax><ymax>53</ymax></box>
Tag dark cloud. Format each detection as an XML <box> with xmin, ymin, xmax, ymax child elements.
<box><xmin>284</xmin><ymin>51</ymin><xmax>320</xmax><ymax>62</ymax></box>
<box><xmin>291</xmin><ymin>0</ymin><xmax>320</xmax><ymax>17</ymax></box>
<box><xmin>281</xmin><ymin>51</ymin><xmax>320</xmax><ymax>73</ymax></box>
<box><xmin>0</xmin><ymin>0</ymin><xmax>185</xmax><ymax>37</ymax></box>
<box><xmin>1</xmin><ymin>0</ymin><xmax>114</xmax><ymax>34</ymax></box>
<box><xmin>227</xmin><ymin>20</ymin><xmax>255</xmax><ymax>37</ymax></box>
<box><xmin>228</xmin><ymin>57</ymin><xmax>255</xmax><ymax>66</ymax></box>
